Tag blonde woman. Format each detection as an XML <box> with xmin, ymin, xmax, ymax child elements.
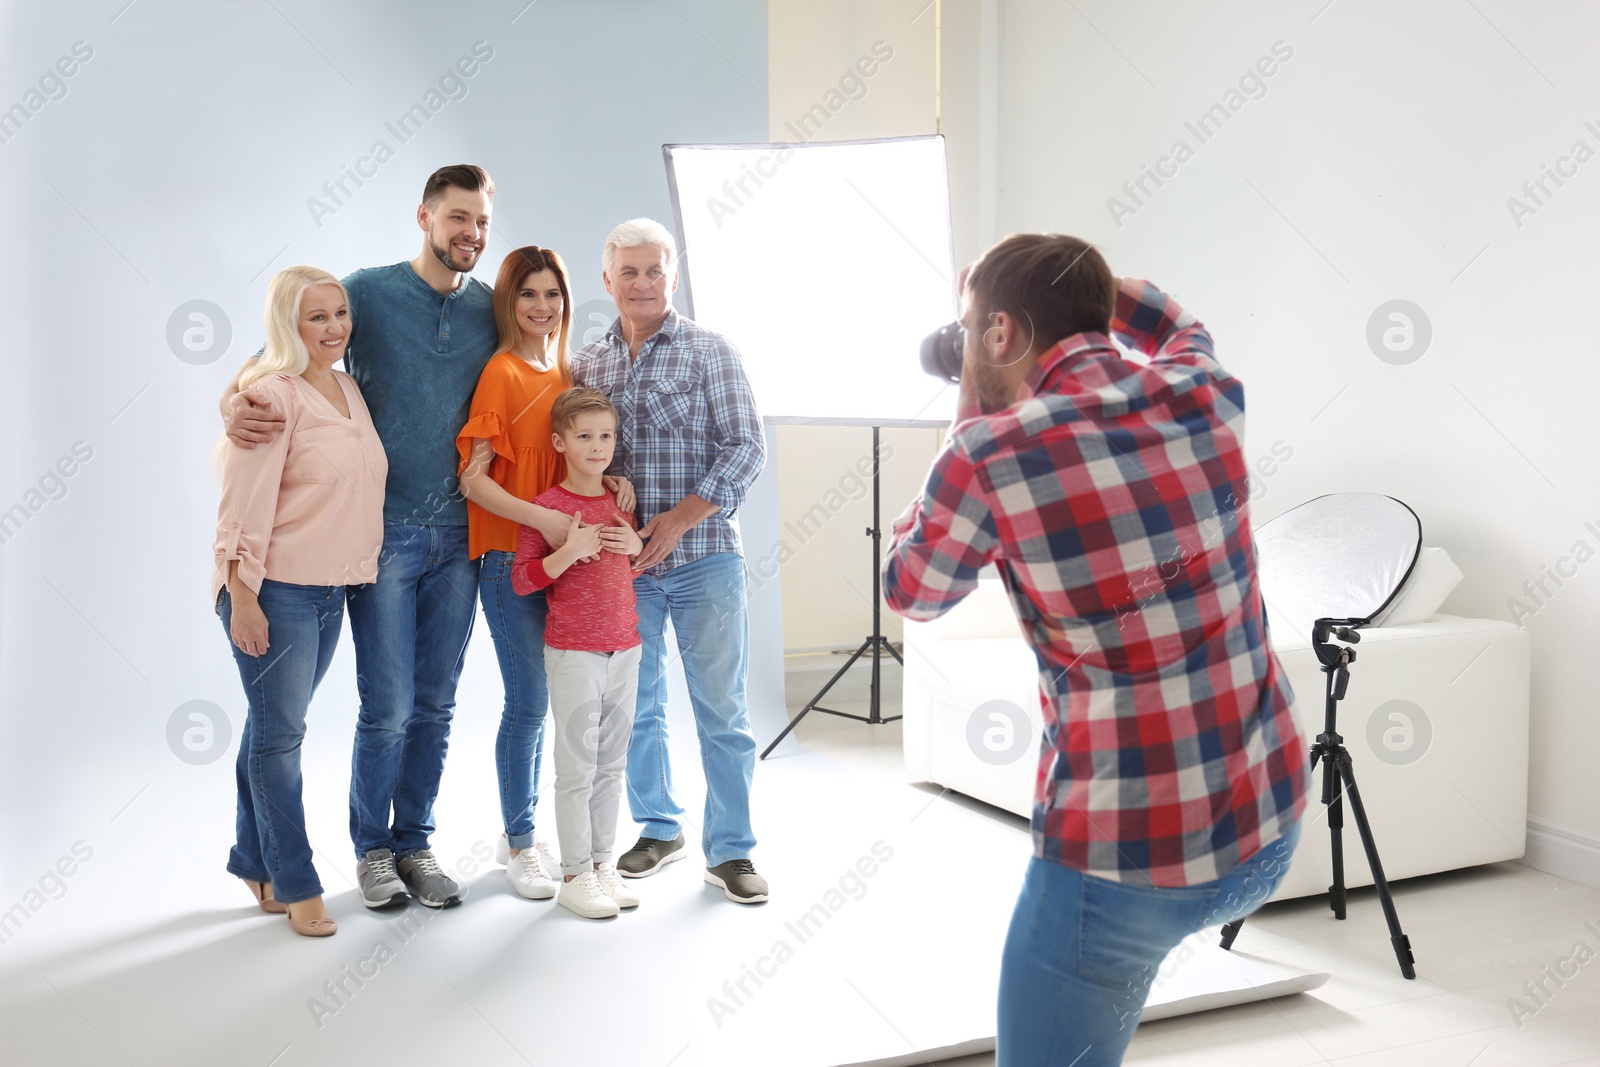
<box><xmin>456</xmin><ymin>246</ymin><xmax>634</xmax><ymax>899</ymax></box>
<box><xmin>214</xmin><ymin>266</ymin><xmax>387</xmax><ymax>937</ymax></box>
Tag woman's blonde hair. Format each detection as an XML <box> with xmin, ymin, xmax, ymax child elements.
<box><xmin>239</xmin><ymin>265</ymin><xmax>348</xmax><ymax>392</ymax></box>
<box><xmin>213</xmin><ymin>265</ymin><xmax>346</xmax><ymax>474</ymax></box>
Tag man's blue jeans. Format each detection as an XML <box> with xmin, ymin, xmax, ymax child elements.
<box><xmin>997</xmin><ymin>822</ymin><xmax>1302</xmax><ymax>1066</ymax></box>
<box><xmin>220</xmin><ymin>580</ymin><xmax>345</xmax><ymax>904</ymax></box>
<box><xmin>628</xmin><ymin>552</ymin><xmax>757</xmax><ymax>866</ymax></box>
<box><xmin>346</xmin><ymin>522</ymin><xmax>479</xmax><ymax>859</ymax></box>
<box><xmin>477</xmin><ymin>549</ymin><xmax>551</xmax><ymax>850</ymax></box>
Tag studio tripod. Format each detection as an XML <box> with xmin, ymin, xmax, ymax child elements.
<box><xmin>1219</xmin><ymin>617</ymin><xmax>1416</xmax><ymax>980</ymax></box>
<box><xmin>761</xmin><ymin>426</ymin><xmax>901</xmax><ymax>759</ymax></box>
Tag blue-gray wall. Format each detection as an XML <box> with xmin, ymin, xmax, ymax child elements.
<box><xmin>0</xmin><ymin>0</ymin><xmax>769</xmax><ymax>848</ymax></box>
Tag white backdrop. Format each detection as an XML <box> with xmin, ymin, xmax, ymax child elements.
<box><xmin>0</xmin><ymin>0</ymin><xmax>772</xmax><ymax>887</ymax></box>
<box><xmin>667</xmin><ymin>136</ymin><xmax>958</xmax><ymax>423</ymax></box>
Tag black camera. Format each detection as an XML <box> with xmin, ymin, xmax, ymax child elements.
<box><xmin>919</xmin><ymin>321</ymin><xmax>965</xmax><ymax>383</ymax></box>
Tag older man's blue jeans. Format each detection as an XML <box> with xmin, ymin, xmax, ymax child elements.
<box><xmin>346</xmin><ymin>522</ymin><xmax>479</xmax><ymax>859</ymax></box>
<box><xmin>627</xmin><ymin>552</ymin><xmax>757</xmax><ymax>866</ymax></box>
<box><xmin>220</xmin><ymin>581</ymin><xmax>345</xmax><ymax>904</ymax></box>
<box><xmin>997</xmin><ymin>821</ymin><xmax>1302</xmax><ymax>1066</ymax></box>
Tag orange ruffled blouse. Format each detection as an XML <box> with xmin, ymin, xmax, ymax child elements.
<box><xmin>455</xmin><ymin>352</ymin><xmax>569</xmax><ymax>559</ymax></box>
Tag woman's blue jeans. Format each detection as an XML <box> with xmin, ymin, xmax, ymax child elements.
<box><xmin>220</xmin><ymin>580</ymin><xmax>345</xmax><ymax>905</ymax></box>
<box><xmin>478</xmin><ymin>549</ymin><xmax>551</xmax><ymax>849</ymax></box>
<box><xmin>997</xmin><ymin>821</ymin><xmax>1302</xmax><ymax>1066</ymax></box>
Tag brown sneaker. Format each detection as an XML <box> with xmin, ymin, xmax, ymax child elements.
<box><xmin>706</xmin><ymin>859</ymin><xmax>768</xmax><ymax>904</ymax></box>
<box><xmin>617</xmin><ymin>833</ymin><xmax>686</xmax><ymax>878</ymax></box>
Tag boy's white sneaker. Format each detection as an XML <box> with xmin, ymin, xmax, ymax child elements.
<box><xmin>596</xmin><ymin>862</ymin><xmax>640</xmax><ymax>909</ymax></box>
<box><xmin>558</xmin><ymin>871</ymin><xmax>620</xmax><ymax>919</ymax></box>
<box><xmin>507</xmin><ymin>849</ymin><xmax>557</xmax><ymax>900</ymax></box>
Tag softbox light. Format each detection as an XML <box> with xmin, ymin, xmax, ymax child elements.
<box><xmin>1255</xmin><ymin>493</ymin><xmax>1422</xmax><ymax>640</ymax></box>
<box><xmin>663</xmin><ymin>135</ymin><xmax>957</xmax><ymax>425</ymax></box>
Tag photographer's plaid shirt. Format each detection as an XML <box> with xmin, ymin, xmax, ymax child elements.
<box><xmin>883</xmin><ymin>280</ymin><xmax>1307</xmax><ymax>887</ymax></box>
<box><xmin>573</xmin><ymin>308</ymin><xmax>765</xmax><ymax>576</ymax></box>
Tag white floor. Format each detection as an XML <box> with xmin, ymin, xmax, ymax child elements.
<box><xmin>787</xmin><ymin>655</ymin><xmax>1600</xmax><ymax>1067</ymax></box>
<box><xmin>4</xmin><ymin>646</ymin><xmax>1599</xmax><ymax>1066</ymax></box>
<box><xmin>2</xmin><ymin>647</ymin><xmax>1028</xmax><ymax>1067</ymax></box>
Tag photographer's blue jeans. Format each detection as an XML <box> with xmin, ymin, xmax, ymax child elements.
<box><xmin>628</xmin><ymin>552</ymin><xmax>757</xmax><ymax>866</ymax></box>
<box><xmin>346</xmin><ymin>522</ymin><xmax>478</xmax><ymax>859</ymax></box>
<box><xmin>478</xmin><ymin>549</ymin><xmax>550</xmax><ymax>850</ymax></box>
<box><xmin>997</xmin><ymin>821</ymin><xmax>1301</xmax><ymax>1067</ymax></box>
<box><xmin>220</xmin><ymin>580</ymin><xmax>345</xmax><ymax>905</ymax></box>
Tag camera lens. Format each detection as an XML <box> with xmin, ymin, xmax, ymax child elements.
<box><xmin>919</xmin><ymin>321</ymin><xmax>965</xmax><ymax>384</ymax></box>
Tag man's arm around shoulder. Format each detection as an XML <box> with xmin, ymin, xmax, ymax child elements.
<box><xmin>220</xmin><ymin>359</ymin><xmax>285</xmax><ymax>449</ymax></box>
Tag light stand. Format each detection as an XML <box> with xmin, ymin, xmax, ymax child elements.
<box><xmin>1219</xmin><ymin>617</ymin><xmax>1417</xmax><ymax>979</ymax></box>
<box><xmin>761</xmin><ymin>426</ymin><xmax>901</xmax><ymax>759</ymax></box>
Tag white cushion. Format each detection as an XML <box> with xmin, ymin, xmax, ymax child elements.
<box><xmin>1375</xmin><ymin>546</ymin><xmax>1464</xmax><ymax>626</ymax></box>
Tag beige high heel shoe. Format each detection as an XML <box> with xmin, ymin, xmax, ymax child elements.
<box><xmin>241</xmin><ymin>879</ymin><xmax>288</xmax><ymax>914</ymax></box>
<box><xmin>285</xmin><ymin>899</ymin><xmax>337</xmax><ymax>938</ymax></box>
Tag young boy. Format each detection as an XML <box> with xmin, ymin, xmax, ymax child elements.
<box><xmin>512</xmin><ymin>387</ymin><xmax>644</xmax><ymax>919</ymax></box>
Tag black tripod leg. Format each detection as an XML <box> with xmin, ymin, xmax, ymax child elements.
<box><xmin>1335</xmin><ymin>755</ymin><xmax>1417</xmax><ymax>979</ymax></box>
<box><xmin>1219</xmin><ymin>920</ymin><xmax>1245</xmax><ymax>950</ymax></box>
<box><xmin>759</xmin><ymin>642</ymin><xmax>870</xmax><ymax>760</ymax></box>
<box><xmin>1324</xmin><ymin>748</ymin><xmax>1347</xmax><ymax>921</ymax></box>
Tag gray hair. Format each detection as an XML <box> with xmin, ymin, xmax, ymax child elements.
<box><xmin>602</xmin><ymin>217</ymin><xmax>678</xmax><ymax>277</ymax></box>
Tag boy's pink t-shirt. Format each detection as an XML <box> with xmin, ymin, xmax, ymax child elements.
<box><xmin>511</xmin><ymin>484</ymin><xmax>640</xmax><ymax>652</ymax></box>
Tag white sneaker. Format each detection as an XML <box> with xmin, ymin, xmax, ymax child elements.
<box><xmin>533</xmin><ymin>839</ymin><xmax>559</xmax><ymax>879</ymax></box>
<box><xmin>596</xmin><ymin>863</ymin><xmax>640</xmax><ymax>909</ymax></box>
<box><xmin>506</xmin><ymin>848</ymin><xmax>557</xmax><ymax>900</ymax></box>
<box><xmin>496</xmin><ymin>833</ymin><xmax>559</xmax><ymax>875</ymax></box>
<box><xmin>557</xmin><ymin>870</ymin><xmax>619</xmax><ymax>919</ymax></box>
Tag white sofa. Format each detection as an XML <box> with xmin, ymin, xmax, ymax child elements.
<box><xmin>901</xmin><ymin>574</ymin><xmax>1530</xmax><ymax>900</ymax></box>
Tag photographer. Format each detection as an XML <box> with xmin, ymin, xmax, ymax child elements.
<box><xmin>882</xmin><ymin>234</ymin><xmax>1308</xmax><ymax>1066</ymax></box>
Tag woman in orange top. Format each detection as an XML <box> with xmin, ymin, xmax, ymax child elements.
<box><xmin>457</xmin><ymin>246</ymin><xmax>633</xmax><ymax>901</ymax></box>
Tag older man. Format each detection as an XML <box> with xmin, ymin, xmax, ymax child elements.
<box><xmin>571</xmin><ymin>218</ymin><xmax>769</xmax><ymax>903</ymax></box>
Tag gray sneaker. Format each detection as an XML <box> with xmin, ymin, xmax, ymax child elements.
<box><xmin>397</xmin><ymin>849</ymin><xmax>462</xmax><ymax>908</ymax></box>
<box><xmin>617</xmin><ymin>833</ymin><xmax>686</xmax><ymax>878</ymax></box>
<box><xmin>706</xmin><ymin>859</ymin><xmax>768</xmax><ymax>904</ymax></box>
<box><xmin>356</xmin><ymin>848</ymin><xmax>409</xmax><ymax>908</ymax></box>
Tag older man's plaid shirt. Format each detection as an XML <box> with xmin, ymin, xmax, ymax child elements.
<box><xmin>883</xmin><ymin>280</ymin><xmax>1307</xmax><ymax>886</ymax></box>
<box><xmin>573</xmin><ymin>308</ymin><xmax>766</xmax><ymax>577</ymax></box>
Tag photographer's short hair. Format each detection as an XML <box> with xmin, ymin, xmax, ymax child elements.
<box><xmin>965</xmin><ymin>234</ymin><xmax>1113</xmax><ymax>356</ymax></box>
<box><xmin>551</xmin><ymin>386</ymin><xmax>617</xmax><ymax>434</ymax></box>
<box><xmin>602</xmin><ymin>217</ymin><xmax>678</xmax><ymax>276</ymax></box>
<box><xmin>423</xmin><ymin>164</ymin><xmax>495</xmax><ymax>207</ymax></box>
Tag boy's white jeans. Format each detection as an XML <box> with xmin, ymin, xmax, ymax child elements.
<box><xmin>544</xmin><ymin>644</ymin><xmax>642</xmax><ymax>878</ymax></box>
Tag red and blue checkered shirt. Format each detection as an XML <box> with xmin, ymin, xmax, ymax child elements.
<box><xmin>883</xmin><ymin>279</ymin><xmax>1307</xmax><ymax>886</ymax></box>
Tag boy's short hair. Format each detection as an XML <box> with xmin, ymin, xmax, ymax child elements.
<box><xmin>551</xmin><ymin>386</ymin><xmax>617</xmax><ymax>434</ymax></box>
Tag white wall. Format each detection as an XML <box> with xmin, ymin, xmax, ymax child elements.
<box><xmin>941</xmin><ymin>0</ymin><xmax>1600</xmax><ymax>839</ymax></box>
